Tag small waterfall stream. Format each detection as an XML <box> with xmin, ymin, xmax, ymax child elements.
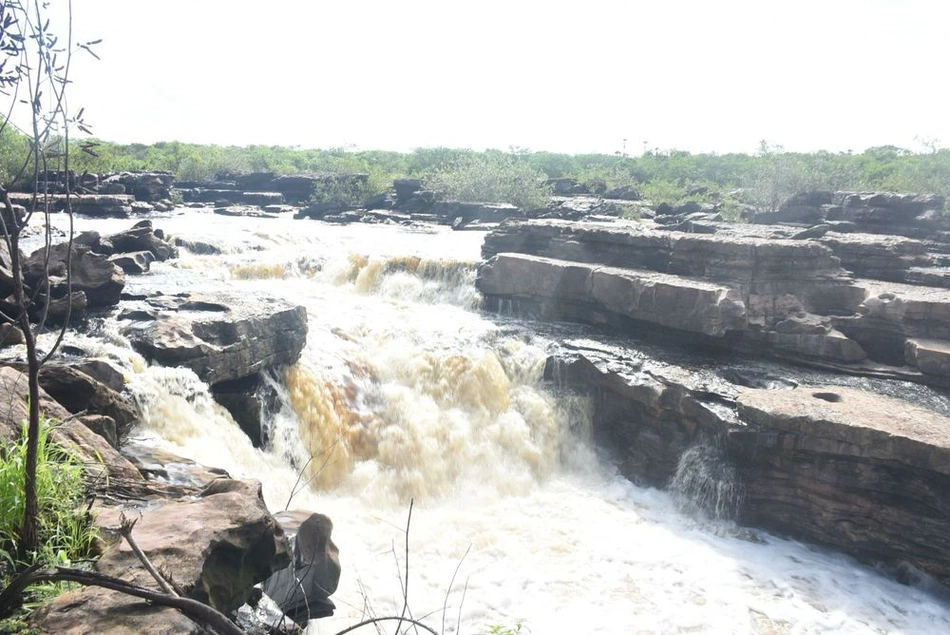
<box><xmin>20</xmin><ymin>212</ymin><xmax>950</xmax><ymax>633</ymax></box>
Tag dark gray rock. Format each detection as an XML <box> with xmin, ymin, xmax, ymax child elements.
<box><xmin>263</xmin><ymin>511</ymin><xmax>340</xmax><ymax>625</ymax></box>
<box><xmin>121</xmin><ymin>292</ymin><xmax>308</xmax><ymax>386</ymax></box>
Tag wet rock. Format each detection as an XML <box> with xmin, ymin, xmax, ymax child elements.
<box><xmin>263</xmin><ymin>510</ymin><xmax>341</xmax><ymax>624</ymax></box>
<box><xmin>729</xmin><ymin>385</ymin><xmax>950</xmax><ymax>586</ymax></box>
<box><xmin>172</xmin><ymin>236</ymin><xmax>223</xmax><ymax>255</ymax></box>
<box><xmin>121</xmin><ymin>292</ymin><xmax>307</xmax><ymax>386</ymax></box>
<box><xmin>211</xmin><ymin>374</ymin><xmax>277</xmax><ymax>448</ymax></box>
<box><xmin>23</xmin><ymin>241</ymin><xmax>125</xmax><ymax>308</ymax></box>
<box><xmin>122</xmin><ymin>439</ymin><xmax>230</xmax><ymax>489</ymax></box>
<box><xmin>109</xmin><ymin>250</ymin><xmax>154</xmax><ymax>274</ymax></box>
<box><xmin>215</xmin><ymin>205</ymin><xmax>279</xmax><ymax>219</ymax></box>
<box><xmin>102</xmin><ymin>220</ymin><xmax>178</xmax><ymax>262</ymax></box>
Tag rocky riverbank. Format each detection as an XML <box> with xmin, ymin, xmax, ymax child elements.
<box><xmin>477</xmin><ymin>193</ymin><xmax>950</xmax><ymax>588</ymax></box>
<box><xmin>0</xmin><ymin>219</ymin><xmax>338</xmax><ymax>633</ymax></box>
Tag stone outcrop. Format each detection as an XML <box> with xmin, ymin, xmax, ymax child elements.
<box><xmin>23</xmin><ymin>240</ymin><xmax>125</xmax><ymax>309</ymax></box>
<box><xmin>729</xmin><ymin>385</ymin><xmax>950</xmax><ymax>586</ymax></box>
<box><xmin>121</xmin><ymin>292</ymin><xmax>307</xmax><ymax>387</ymax></box>
<box><xmin>478</xmin><ymin>253</ymin><xmax>747</xmax><ymax>336</ymax></box>
<box><xmin>100</xmin><ymin>171</ymin><xmax>175</xmax><ymax>202</ymax></box>
<box><xmin>548</xmin><ymin>342</ymin><xmax>950</xmax><ymax>586</ymax></box>
<box><xmin>0</xmin><ymin>366</ymin><xmax>143</xmax><ymax>487</ymax></box>
<box><xmin>33</xmin><ymin>479</ymin><xmax>292</xmax><ymax>634</ymax></box>
<box><xmin>752</xmin><ymin>190</ymin><xmax>949</xmax><ymax>241</ymax></box>
<box><xmin>35</xmin><ymin>364</ymin><xmax>138</xmax><ymax>442</ymax></box>
<box><xmin>479</xmin><ymin>219</ymin><xmax>868</xmax><ymax>365</ymax></box>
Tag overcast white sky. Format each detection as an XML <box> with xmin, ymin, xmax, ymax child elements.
<box><xmin>46</xmin><ymin>0</ymin><xmax>950</xmax><ymax>155</ymax></box>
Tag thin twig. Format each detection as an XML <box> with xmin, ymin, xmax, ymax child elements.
<box><xmin>441</xmin><ymin>544</ymin><xmax>472</xmax><ymax>635</ymax></box>
<box><xmin>394</xmin><ymin>498</ymin><xmax>413</xmax><ymax>635</ymax></box>
<box><xmin>0</xmin><ymin>566</ymin><xmax>243</xmax><ymax>635</ymax></box>
<box><xmin>116</xmin><ymin>512</ymin><xmax>178</xmax><ymax>596</ymax></box>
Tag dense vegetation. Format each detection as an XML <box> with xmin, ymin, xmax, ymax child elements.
<box><xmin>1</xmin><ymin>122</ymin><xmax>948</xmax><ymax>209</ymax></box>
<box><xmin>0</xmin><ymin>421</ymin><xmax>96</xmax><ymax>632</ymax></box>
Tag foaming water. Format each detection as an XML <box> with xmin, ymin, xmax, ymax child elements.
<box><xmin>29</xmin><ymin>212</ymin><xmax>950</xmax><ymax>634</ymax></box>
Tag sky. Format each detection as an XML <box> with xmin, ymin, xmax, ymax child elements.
<box><xmin>32</xmin><ymin>0</ymin><xmax>950</xmax><ymax>155</ymax></box>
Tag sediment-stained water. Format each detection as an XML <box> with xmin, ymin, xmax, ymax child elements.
<box><xmin>25</xmin><ymin>212</ymin><xmax>950</xmax><ymax>634</ymax></box>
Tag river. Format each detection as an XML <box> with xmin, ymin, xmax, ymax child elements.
<box><xmin>28</xmin><ymin>211</ymin><xmax>950</xmax><ymax>634</ymax></box>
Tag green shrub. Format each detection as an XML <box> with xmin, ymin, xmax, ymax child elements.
<box><xmin>309</xmin><ymin>173</ymin><xmax>376</xmax><ymax>206</ymax></box>
<box><xmin>426</xmin><ymin>152</ymin><xmax>553</xmax><ymax>211</ymax></box>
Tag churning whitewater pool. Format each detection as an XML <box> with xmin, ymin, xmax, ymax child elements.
<box><xmin>34</xmin><ymin>211</ymin><xmax>950</xmax><ymax>634</ymax></box>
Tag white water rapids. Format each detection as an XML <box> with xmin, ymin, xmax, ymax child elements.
<box><xmin>31</xmin><ymin>212</ymin><xmax>950</xmax><ymax>634</ymax></box>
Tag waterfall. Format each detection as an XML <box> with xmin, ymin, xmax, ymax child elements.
<box><xmin>28</xmin><ymin>213</ymin><xmax>950</xmax><ymax>634</ymax></box>
<box><xmin>670</xmin><ymin>441</ymin><xmax>743</xmax><ymax>521</ymax></box>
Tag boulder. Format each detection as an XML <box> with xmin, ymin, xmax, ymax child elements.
<box><xmin>210</xmin><ymin>374</ymin><xmax>277</xmax><ymax>448</ymax></box>
<box><xmin>33</xmin><ymin>479</ymin><xmax>291</xmax><ymax>634</ymax></box>
<box><xmin>235</xmin><ymin>191</ymin><xmax>284</xmax><ymax>206</ymax></box>
<box><xmin>263</xmin><ymin>511</ymin><xmax>341</xmax><ymax>624</ymax></box>
<box><xmin>35</xmin><ymin>364</ymin><xmax>138</xmax><ymax>441</ymax></box>
<box><xmin>905</xmin><ymin>338</ymin><xmax>950</xmax><ymax>378</ymax></box>
<box><xmin>214</xmin><ymin>205</ymin><xmax>279</xmax><ymax>219</ymax></box>
<box><xmin>109</xmin><ymin>251</ymin><xmax>154</xmax><ymax>275</ymax></box>
<box><xmin>23</xmin><ymin>241</ymin><xmax>124</xmax><ymax>308</ymax></box>
<box><xmin>121</xmin><ymin>293</ymin><xmax>308</xmax><ymax>386</ymax></box>
<box><xmin>102</xmin><ymin>221</ymin><xmax>178</xmax><ymax>262</ymax></box>
<box><xmin>544</xmin><ymin>177</ymin><xmax>588</xmax><ymax>196</ymax></box>
<box><xmin>73</xmin><ymin>194</ymin><xmax>135</xmax><ymax>218</ymax></box>
<box><xmin>100</xmin><ymin>171</ymin><xmax>175</xmax><ymax>202</ymax></box>
<box><xmin>431</xmin><ymin>200</ymin><xmax>522</xmax><ymax>224</ymax></box>
<box><xmin>393</xmin><ymin>178</ymin><xmax>423</xmax><ymax>202</ymax></box>
<box><xmin>604</xmin><ymin>184</ymin><xmax>641</xmax><ymax>201</ymax></box>
<box><xmin>0</xmin><ymin>366</ymin><xmax>143</xmax><ymax>486</ymax></box>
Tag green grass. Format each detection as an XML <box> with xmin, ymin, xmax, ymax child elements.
<box><xmin>0</xmin><ymin>419</ymin><xmax>97</xmax><ymax>613</ymax></box>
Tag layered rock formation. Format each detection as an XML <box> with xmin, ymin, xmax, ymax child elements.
<box><xmin>548</xmin><ymin>341</ymin><xmax>950</xmax><ymax>586</ymax></box>
<box><xmin>484</xmin><ymin>200</ymin><xmax>950</xmax><ymax>586</ymax></box>
<box><xmin>479</xmin><ymin>219</ymin><xmax>870</xmax><ymax>366</ymax></box>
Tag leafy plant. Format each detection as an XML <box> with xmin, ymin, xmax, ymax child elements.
<box><xmin>426</xmin><ymin>152</ymin><xmax>553</xmax><ymax>211</ymax></box>
<box><xmin>483</xmin><ymin>620</ymin><xmax>530</xmax><ymax>635</ymax></box>
<box><xmin>308</xmin><ymin>172</ymin><xmax>375</xmax><ymax>207</ymax></box>
<box><xmin>0</xmin><ymin>419</ymin><xmax>96</xmax><ymax>584</ymax></box>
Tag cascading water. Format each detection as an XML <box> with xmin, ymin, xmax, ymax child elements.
<box><xmin>24</xmin><ymin>213</ymin><xmax>950</xmax><ymax>634</ymax></box>
<box><xmin>669</xmin><ymin>442</ymin><xmax>743</xmax><ymax>522</ymax></box>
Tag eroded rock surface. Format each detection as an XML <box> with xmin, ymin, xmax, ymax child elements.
<box><xmin>121</xmin><ymin>292</ymin><xmax>307</xmax><ymax>386</ymax></box>
<box><xmin>33</xmin><ymin>479</ymin><xmax>291</xmax><ymax>634</ymax></box>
